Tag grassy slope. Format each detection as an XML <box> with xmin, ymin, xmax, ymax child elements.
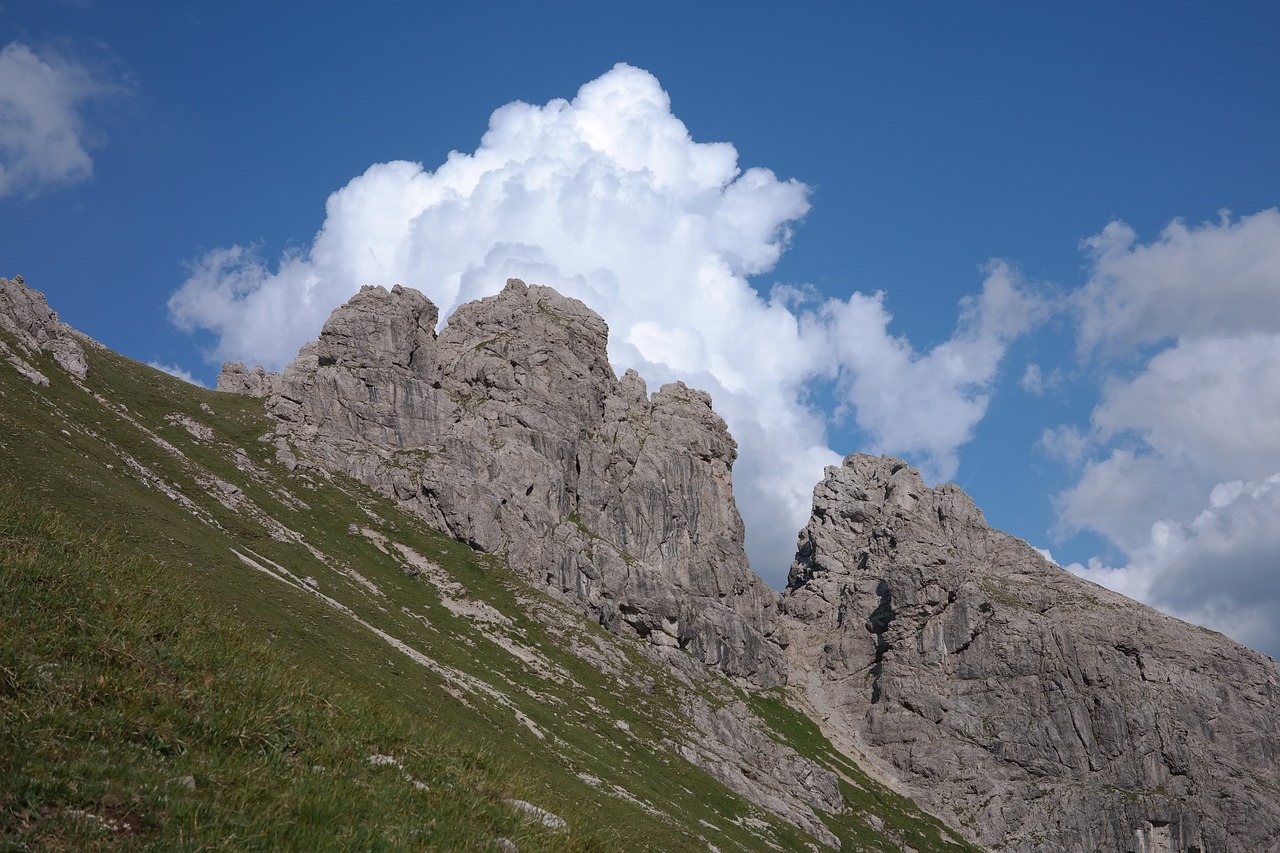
<box><xmin>0</xmin><ymin>337</ymin><xmax>980</xmax><ymax>853</ymax></box>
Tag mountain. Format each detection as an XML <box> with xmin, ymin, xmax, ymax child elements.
<box><xmin>0</xmin><ymin>277</ymin><xmax>971</xmax><ymax>853</ymax></box>
<box><xmin>2</xmin><ymin>273</ymin><xmax>1278</xmax><ymax>852</ymax></box>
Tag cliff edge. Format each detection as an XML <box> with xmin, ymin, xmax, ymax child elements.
<box><xmin>222</xmin><ymin>279</ymin><xmax>1280</xmax><ymax>852</ymax></box>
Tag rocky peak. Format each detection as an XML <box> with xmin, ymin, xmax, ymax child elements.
<box><xmin>436</xmin><ymin>278</ymin><xmax>614</xmax><ymax>407</ymax></box>
<box><xmin>0</xmin><ymin>275</ymin><xmax>89</xmax><ymax>383</ymax></box>
<box><xmin>786</xmin><ymin>454</ymin><xmax>982</xmax><ymax>590</ymax></box>
<box><xmin>779</xmin><ymin>453</ymin><xmax>1280</xmax><ymax>852</ymax></box>
<box><xmin>216</xmin><ymin>362</ymin><xmax>281</xmax><ymax>397</ymax></box>
<box><xmin>313</xmin><ymin>283</ymin><xmax>439</xmax><ymax>371</ymax></box>
<box><xmin>226</xmin><ymin>277</ymin><xmax>1280</xmax><ymax>851</ymax></box>
<box><xmin>265</xmin><ymin>279</ymin><xmax>784</xmax><ymax>684</ymax></box>
<box><xmin>17</xmin><ymin>269</ymin><xmax>1279</xmax><ymax>850</ymax></box>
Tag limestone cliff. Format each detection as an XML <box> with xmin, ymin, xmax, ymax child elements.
<box><xmin>262</xmin><ymin>280</ymin><xmax>783</xmax><ymax>685</ymax></box>
<box><xmin>31</xmin><ymin>268</ymin><xmax>1280</xmax><ymax>850</ymax></box>
<box><xmin>779</xmin><ymin>453</ymin><xmax>1280</xmax><ymax>853</ymax></box>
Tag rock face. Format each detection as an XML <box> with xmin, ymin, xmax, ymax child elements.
<box><xmin>779</xmin><ymin>453</ymin><xmax>1280</xmax><ymax>853</ymax></box>
<box><xmin>0</xmin><ymin>275</ymin><xmax>89</xmax><ymax>383</ymax></box>
<box><xmin>268</xmin><ymin>280</ymin><xmax>783</xmax><ymax>685</ymax></box>
<box><xmin>216</xmin><ymin>362</ymin><xmax>281</xmax><ymax>397</ymax></box>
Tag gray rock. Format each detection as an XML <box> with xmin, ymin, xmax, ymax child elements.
<box><xmin>250</xmin><ymin>278</ymin><xmax>1280</xmax><ymax>850</ymax></box>
<box><xmin>168</xmin><ymin>775</ymin><xmax>197</xmax><ymax>791</ymax></box>
<box><xmin>779</xmin><ymin>453</ymin><xmax>1280</xmax><ymax>853</ymax></box>
<box><xmin>16</xmin><ymin>273</ymin><xmax>1279</xmax><ymax>851</ymax></box>
<box><xmin>677</xmin><ymin>697</ymin><xmax>842</xmax><ymax>849</ymax></box>
<box><xmin>165</xmin><ymin>413</ymin><xmax>214</xmax><ymax>441</ymax></box>
<box><xmin>3</xmin><ymin>350</ymin><xmax>49</xmax><ymax>386</ymax></box>
<box><xmin>0</xmin><ymin>275</ymin><xmax>89</xmax><ymax>379</ymax></box>
<box><xmin>267</xmin><ymin>280</ymin><xmax>784</xmax><ymax>685</ymax></box>
<box><xmin>216</xmin><ymin>362</ymin><xmax>281</xmax><ymax>397</ymax></box>
<box><xmin>505</xmin><ymin>799</ymin><xmax>567</xmax><ymax>830</ymax></box>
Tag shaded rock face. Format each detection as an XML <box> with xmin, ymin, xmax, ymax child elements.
<box><xmin>269</xmin><ymin>280</ymin><xmax>783</xmax><ymax>684</ymax></box>
<box><xmin>779</xmin><ymin>453</ymin><xmax>1280</xmax><ymax>853</ymax></box>
<box><xmin>0</xmin><ymin>275</ymin><xmax>89</xmax><ymax>382</ymax></box>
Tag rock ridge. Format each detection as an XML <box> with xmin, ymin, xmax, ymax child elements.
<box><xmin>216</xmin><ymin>362</ymin><xmax>281</xmax><ymax>397</ymax></box>
<box><xmin>221</xmin><ymin>277</ymin><xmax>1280</xmax><ymax>852</ymax></box>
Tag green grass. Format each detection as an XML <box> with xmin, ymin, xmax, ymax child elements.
<box><xmin>0</xmin><ymin>335</ymin><xmax>982</xmax><ymax>852</ymax></box>
<box><xmin>0</xmin><ymin>488</ymin><xmax>579</xmax><ymax>852</ymax></box>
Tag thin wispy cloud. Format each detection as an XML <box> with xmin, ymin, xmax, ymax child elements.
<box><xmin>147</xmin><ymin>360</ymin><xmax>205</xmax><ymax>387</ymax></box>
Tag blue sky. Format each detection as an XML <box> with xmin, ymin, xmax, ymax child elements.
<box><xmin>4</xmin><ymin>2</ymin><xmax>1280</xmax><ymax>655</ymax></box>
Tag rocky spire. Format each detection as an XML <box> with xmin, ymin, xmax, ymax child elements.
<box><xmin>236</xmin><ymin>277</ymin><xmax>1280</xmax><ymax>850</ymax></box>
<box><xmin>0</xmin><ymin>275</ymin><xmax>89</xmax><ymax>383</ymax></box>
<box><xmin>215</xmin><ymin>362</ymin><xmax>281</xmax><ymax>397</ymax></box>
<box><xmin>267</xmin><ymin>280</ymin><xmax>784</xmax><ymax>684</ymax></box>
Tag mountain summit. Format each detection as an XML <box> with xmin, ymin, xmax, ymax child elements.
<box><xmin>260</xmin><ymin>279</ymin><xmax>784</xmax><ymax>685</ymax></box>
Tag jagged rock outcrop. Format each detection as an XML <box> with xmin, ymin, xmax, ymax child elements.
<box><xmin>779</xmin><ymin>453</ymin><xmax>1280</xmax><ymax>853</ymax></box>
<box><xmin>267</xmin><ymin>280</ymin><xmax>783</xmax><ymax>685</ymax></box>
<box><xmin>216</xmin><ymin>362</ymin><xmax>281</xmax><ymax>397</ymax></box>
<box><xmin>0</xmin><ymin>275</ymin><xmax>89</xmax><ymax>383</ymax></box>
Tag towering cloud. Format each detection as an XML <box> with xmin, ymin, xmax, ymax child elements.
<box><xmin>170</xmin><ymin>63</ymin><xmax>1040</xmax><ymax>582</ymax></box>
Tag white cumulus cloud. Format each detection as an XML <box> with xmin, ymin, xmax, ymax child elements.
<box><xmin>170</xmin><ymin>63</ymin><xmax>1041</xmax><ymax>584</ymax></box>
<box><xmin>1069</xmin><ymin>474</ymin><xmax>1280</xmax><ymax>656</ymax></box>
<box><xmin>1058</xmin><ymin>210</ymin><xmax>1280</xmax><ymax>656</ymax></box>
<box><xmin>1077</xmin><ymin>209</ymin><xmax>1280</xmax><ymax>353</ymax></box>
<box><xmin>0</xmin><ymin>41</ymin><xmax>126</xmax><ymax>198</ymax></box>
<box><xmin>819</xmin><ymin>261</ymin><xmax>1048</xmax><ymax>480</ymax></box>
